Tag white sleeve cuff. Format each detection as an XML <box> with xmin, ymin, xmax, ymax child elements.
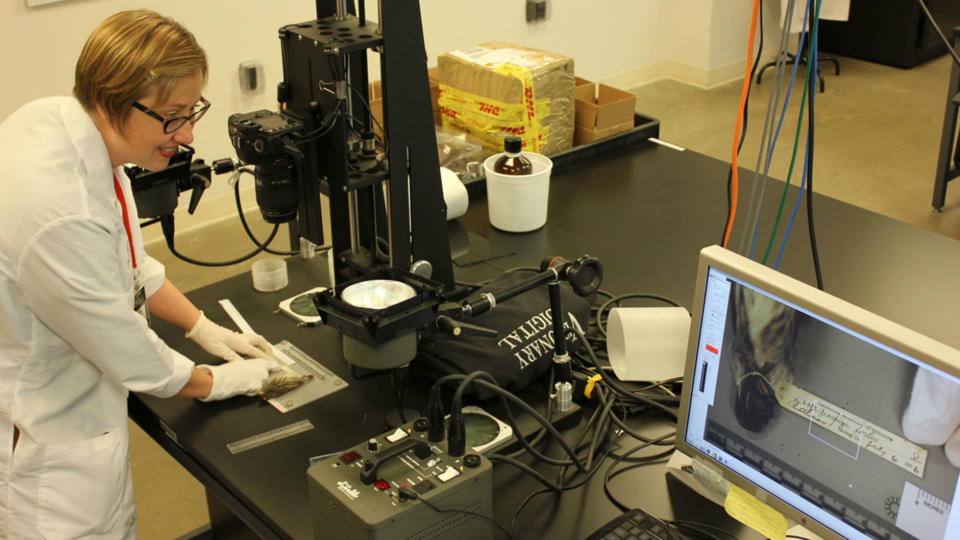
<box><xmin>141</xmin><ymin>254</ymin><xmax>167</xmax><ymax>298</ymax></box>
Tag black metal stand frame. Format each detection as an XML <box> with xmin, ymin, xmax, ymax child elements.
<box><xmin>933</xmin><ymin>27</ymin><xmax>960</xmax><ymax>212</ymax></box>
<box><xmin>757</xmin><ymin>32</ymin><xmax>840</xmax><ymax>93</ymax></box>
<box><xmin>280</xmin><ymin>0</ymin><xmax>454</xmax><ymax>289</ymax></box>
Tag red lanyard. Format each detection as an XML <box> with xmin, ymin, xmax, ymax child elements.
<box><xmin>112</xmin><ymin>173</ymin><xmax>137</xmax><ymax>270</ymax></box>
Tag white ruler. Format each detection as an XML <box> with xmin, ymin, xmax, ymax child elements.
<box><xmin>896</xmin><ymin>482</ymin><xmax>952</xmax><ymax>540</ymax></box>
<box><xmin>218</xmin><ymin>299</ymin><xmax>294</xmax><ymax>365</ymax></box>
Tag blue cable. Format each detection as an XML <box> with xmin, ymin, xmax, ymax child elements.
<box><xmin>775</xmin><ymin>0</ymin><xmax>822</xmax><ymax>270</ymax></box>
<box><xmin>775</xmin><ymin>135</ymin><xmax>811</xmax><ymax>270</ymax></box>
<box><xmin>749</xmin><ymin>0</ymin><xmax>812</xmax><ymax>260</ymax></box>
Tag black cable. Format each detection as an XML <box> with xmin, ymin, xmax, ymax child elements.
<box><xmin>722</xmin><ymin>0</ymin><xmax>764</xmax><ymax>245</ymax></box>
<box><xmin>585</xmin><ymin>385</ymin><xmax>617</xmax><ymax>470</ymax></box>
<box><xmin>607</xmin><ymin>451</ymin><xmax>673</xmax><ymax>477</ymax></box>
<box><xmin>487</xmin><ymin>455</ymin><xmax>560</xmax><ymax>492</ymax></box>
<box><xmin>501</xmin><ymin>373</ymin><xmax>555</xmax><ymax>460</ymax></box>
<box><xmin>668</xmin><ymin>522</ymin><xmax>731</xmax><ymax>540</ymax></box>
<box><xmin>572</xmin><ymin>326</ymin><xmax>679</xmax><ymax>419</ymax></box>
<box><xmin>297</xmin><ymin>111</ymin><xmax>341</xmax><ymax>143</ymax></box>
<box><xmin>602</xmin><ymin>432</ymin><xmax>677</xmax><ymax>511</ymax></box>
<box><xmin>234</xmin><ymin>169</ymin><xmax>299</xmax><ymax>256</ymax></box>
<box><xmin>806</xmin><ymin>1</ymin><xmax>823</xmax><ymax>292</ymax></box>
<box><xmin>917</xmin><ymin>0</ymin><xmax>960</xmax><ymax>68</ymax></box>
<box><xmin>669</xmin><ymin>521</ymin><xmax>741</xmax><ymax>540</ymax></box>
<box><xmin>139</xmin><ymin>217</ymin><xmax>161</xmax><ymax>227</ymax></box>
<box><xmin>606</xmin><ymin>412</ymin><xmax>676</xmax><ymax>446</ymax></box>
<box><xmin>595</xmin><ymin>293</ymin><xmax>685</xmax><ymax>337</ymax></box>
<box><xmin>415</xmin><ymin>496</ymin><xmax>512</xmax><ymax>539</ymax></box>
<box><xmin>635</xmin><ymin>377</ymin><xmax>683</xmax><ymax>392</ymax></box>
<box><xmin>508</xmin><ymin>414</ymin><xmax>620</xmax><ymax>537</ymax></box>
<box><xmin>165</xmin><ymin>221</ymin><xmax>280</xmax><ymax>267</ymax></box>
<box><xmin>347</xmin><ymin>83</ymin><xmax>388</xmax><ymax>155</ymax></box>
<box><xmin>433</xmin><ymin>374</ymin><xmax>588</xmax><ymax>473</ymax></box>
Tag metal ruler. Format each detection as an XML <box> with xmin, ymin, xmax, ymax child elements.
<box><xmin>217</xmin><ymin>300</ymin><xmax>349</xmax><ymax>413</ymax></box>
<box><xmin>227</xmin><ymin>419</ymin><xmax>314</xmax><ymax>455</ymax></box>
<box><xmin>270</xmin><ymin>340</ymin><xmax>348</xmax><ymax>413</ymax></box>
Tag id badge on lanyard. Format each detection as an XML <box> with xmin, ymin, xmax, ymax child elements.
<box><xmin>114</xmin><ymin>174</ymin><xmax>151</xmax><ymax>326</ymax></box>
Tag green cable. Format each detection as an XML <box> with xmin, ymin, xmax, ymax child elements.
<box><xmin>761</xmin><ymin>0</ymin><xmax>821</xmax><ymax>265</ymax></box>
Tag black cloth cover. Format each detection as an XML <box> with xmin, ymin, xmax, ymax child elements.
<box><xmin>415</xmin><ymin>271</ymin><xmax>595</xmax><ymax>398</ymax></box>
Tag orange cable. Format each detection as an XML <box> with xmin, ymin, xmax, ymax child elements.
<box><xmin>723</xmin><ymin>0</ymin><xmax>762</xmax><ymax>249</ymax></box>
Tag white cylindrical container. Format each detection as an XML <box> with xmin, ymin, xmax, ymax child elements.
<box><xmin>608</xmin><ymin>307</ymin><xmax>691</xmax><ymax>381</ymax></box>
<box><xmin>483</xmin><ymin>152</ymin><xmax>553</xmax><ymax>233</ymax></box>
<box><xmin>252</xmin><ymin>258</ymin><xmax>288</xmax><ymax>292</ymax></box>
<box><xmin>440</xmin><ymin>167</ymin><xmax>469</xmax><ymax>220</ymax></box>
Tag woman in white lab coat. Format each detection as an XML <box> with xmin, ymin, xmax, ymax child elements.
<box><xmin>0</xmin><ymin>11</ymin><xmax>281</xmax><ymax>539</ymax></box>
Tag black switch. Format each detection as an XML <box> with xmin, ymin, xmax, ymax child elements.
<box><xmin>413</xmin><ymin>480</ymin><xmax>436</xmax><ymax>495</ymax></box>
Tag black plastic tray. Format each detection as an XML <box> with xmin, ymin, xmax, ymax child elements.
<box><xmin>463</xmin><ymin>111</ymin><xmax>660</xmax><ymax>197</ymax></box>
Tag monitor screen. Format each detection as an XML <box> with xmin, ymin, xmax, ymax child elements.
<box><xmin>680</xmin><ymin>251</ymin><xmax>960</xmax><ymax>540</ymax></box>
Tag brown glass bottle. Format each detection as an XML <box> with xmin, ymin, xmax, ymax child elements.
<box><xmin>493</xmin><ymin>136</ymin><xmax>532</xmax><ymax>175</ymax></box>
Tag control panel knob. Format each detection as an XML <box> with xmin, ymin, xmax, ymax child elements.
<box><xmin>413</xmin><ymin>418</ymin><xmax>429</xmax><ymax>432</ymax></box>
<box><xmin>464</xmin><ymin>454</ymin><xmax>481</xmax><ymax>469</ymax></box>
<box><xmin>367</xmin><ymin>438</ymin><xmax>379</xmax><ymax>452</ymax></box>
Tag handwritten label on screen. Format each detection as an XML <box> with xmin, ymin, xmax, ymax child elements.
<box><xmin>777</xmin><ymin>382</ymin><xmax>927</xmax><ymax>478</ymax></box>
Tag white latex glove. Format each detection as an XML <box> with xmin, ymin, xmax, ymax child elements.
<box><xmin>196</xmin><ymin>359</ymin><xmax>282</xmax><ymax>402</ymax></box>
<box><xmin>186</xmin><ymin>312</ymin><xmax>272</xmax><ymax>362</ymax></box>
<box><xmin>902</xmin><ymin>367</ymin><xmax>960</xmax><ymax>467</ymax></box>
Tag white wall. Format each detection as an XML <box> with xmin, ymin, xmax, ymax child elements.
<box><xmin>0</xmin><ymin>0</ymin><xmax>780</xmax><ymax>235</ymax></box>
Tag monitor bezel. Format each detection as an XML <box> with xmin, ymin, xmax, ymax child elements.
<box><xmin>674</xmin><ymin>245</ymin><xmax>960</xmax><ymax>540</ymax></box>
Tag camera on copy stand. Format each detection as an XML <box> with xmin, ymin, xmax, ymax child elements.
<box><xmin>227</xmin><ymin>109</ymin><xmax>307</xmax><ymax>224</ymax></box>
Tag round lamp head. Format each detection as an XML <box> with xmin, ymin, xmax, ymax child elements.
<box><xmin>341</xmin><ymin>280</ymin><xmax>417</xmax><ymax>310</ymax></box>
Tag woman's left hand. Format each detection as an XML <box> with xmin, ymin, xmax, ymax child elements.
<box><xmin>186</xmin><ymin>312</ymin><xmax>272</xmax><ymax>362</ymax></box>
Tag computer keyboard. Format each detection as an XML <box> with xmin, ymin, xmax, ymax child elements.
<box><xmin>583</xmin><ymin>508</ymin><xmax>687</xmax><ymax>540</ymax></box>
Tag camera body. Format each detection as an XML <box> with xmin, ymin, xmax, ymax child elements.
<box><xmin>228</xmin><ymin>110</ymin><xmax>306</xmax><ymax>224</ymax></box>
<box><xmin>228</xmin><ymin>110</ymin><xmax>304</xmax><ymax>165</ymax></box>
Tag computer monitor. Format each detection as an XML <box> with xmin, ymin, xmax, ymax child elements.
<box><xmin>676</xmin><ymin>246</ymin><xmax>960</xmax><ymax>540</ymax></box>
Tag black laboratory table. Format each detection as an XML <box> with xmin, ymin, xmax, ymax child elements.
<box><xmin>129</xmin><ymin>140</ymin><xmax>960</xmax><ymax>540</ymax></box>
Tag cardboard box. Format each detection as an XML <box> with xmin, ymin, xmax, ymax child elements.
<box><xmin>437</xmin><ymin>42</ymin><xmax>575</xmax><ymax>155</ymax></box>
<box><xmin>575</xmin><ymin>83</ymin><xmax>636</xmax><ymax>130</ymax></box>
<box><xmin>574</xmin><ymin>119</ymin><xmax>635</xmax><ymax>146</ymax></box>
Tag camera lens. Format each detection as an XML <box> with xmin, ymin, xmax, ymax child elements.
<box><xmin>254</xmin><ymin>158</ymin><xmax>299</xmax><ymax>223</ymax></box>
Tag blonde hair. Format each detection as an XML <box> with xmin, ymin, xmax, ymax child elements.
<box><xmin>74</xmin><ymin>10</ymin><xmax>208</xmax><ymax>136</ymax></box>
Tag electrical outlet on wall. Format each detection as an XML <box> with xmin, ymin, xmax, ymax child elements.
<box><xmin>526</xmin><ymin>0</ymin><xmax>550</xmax><ymax>23</ymax></box>
<box><xmin>238</xmin><ymin>60</ymin><xmax>264</xmax><ymax>95</ymax></box>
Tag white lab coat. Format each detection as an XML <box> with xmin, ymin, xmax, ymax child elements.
<box><xmin>0</xmin><ymin>97</ymin><xmax>196</xmax><ymax>539</ymax></box>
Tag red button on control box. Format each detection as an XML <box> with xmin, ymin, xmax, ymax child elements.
<box><xmin>340</xmin><ymin>451</ymin><xmax>360</xmax><ymax>464</ymax></box>
<box><xmin>374</xmin><ymin>479</ymin><xmax>390</xmax><ymax>491</ymax></box>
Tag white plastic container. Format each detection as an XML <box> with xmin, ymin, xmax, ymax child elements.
<box><xmin>607</xmin><ymin>307</ymin><xmax>691</xmax><ymax>381</ymax></box>
<box><xmin>252</xmin><ymin>258</ymin><xmax>288</xmax><ymax>292</ymax></box>
<box><xmin>483</xmin><ymin>152</ymin><xmax>553</xmax><ymax>232</ymax></box>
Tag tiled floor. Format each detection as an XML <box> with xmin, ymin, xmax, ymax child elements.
<box><xmin>130</xmin><ymin>52</ymin><xmax>960</xmax><ymax>539</ymax></box>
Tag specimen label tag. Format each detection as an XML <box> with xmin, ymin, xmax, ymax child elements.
<box><xmin>776</xmin><ymin>382</ymin><xmax>927</xmax><ymax>478</ymax></box>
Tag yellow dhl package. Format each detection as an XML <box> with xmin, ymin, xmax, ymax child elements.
<box><xmin>437</xmin><ymin>43</ymin><xmax>575</xmax><ymax>156</ymax></box>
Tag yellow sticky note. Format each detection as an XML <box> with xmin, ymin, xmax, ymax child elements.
<box><xmin>724</xmin><ymin>484</ymin><xmax>788</xmax><ymax>540</ymax></box>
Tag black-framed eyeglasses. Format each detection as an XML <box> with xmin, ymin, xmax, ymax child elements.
<box><xmin>132</xmin><ymin>97</ymin><xmax>210</xmax><ymax>134</ymax></box>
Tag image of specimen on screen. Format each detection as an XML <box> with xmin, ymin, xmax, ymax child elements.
<box><xmin>703</xmin><ymin>283</ymin><xmax>958</xmax><ymax>536</ymax></box>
